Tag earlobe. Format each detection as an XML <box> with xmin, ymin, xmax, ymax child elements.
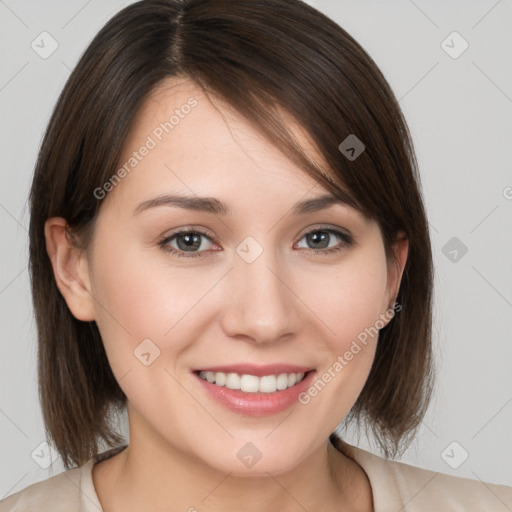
<box><xmin>44</xmin><ymin>217</ymin><xmax>95</xmax><ymax>321</ymax></box>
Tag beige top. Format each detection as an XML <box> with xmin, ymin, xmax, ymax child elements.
<box><xmin>1</xmin><ymin>439</ymin><xmax>511</xmax><ymax>511</ymax></box>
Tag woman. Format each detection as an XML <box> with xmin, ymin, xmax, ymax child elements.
<box><xmin>1</xmin><ymin>0</ymin><xmax>511</xmax><ymax>510</ymax></box>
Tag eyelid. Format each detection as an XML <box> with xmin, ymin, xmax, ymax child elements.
<box><xmin>162</xmin><ymin>223</ymin><xmax>353</xmax><ymax>242</ymax></box>
<box><xmin>295</xmin><ymin>223</ymin><xmax>352</xmax><ymax>241</ymax></box>
<box><xmin>159</xmin><ymin>225</ymin><xmax>217</xmax><ymax>244</ymax></box>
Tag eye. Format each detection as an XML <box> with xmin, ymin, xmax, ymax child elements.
<box><xmin>158</xmin><ymin>226</ymin><xmax>354</xmax><ymax>259</ymax></box>
<box><xmin>158</xmin><ymin>229</ymin><xmax>216</xmax><ymax>258</ymax></box>
<box><xmin>295</xmin><ymin>227</ymin><xmax>353</xmax><ymax>254</ymax></box>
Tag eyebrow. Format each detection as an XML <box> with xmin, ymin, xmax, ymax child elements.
<box><xmin>133</xmin><ymin>191</ymin><xmax>359</xmax><ymax>217</ymax></box>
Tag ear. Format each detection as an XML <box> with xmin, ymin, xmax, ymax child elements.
<box><xmin>383</xmin><ymin>230</ymin><xmax>409</xmax><ymax>316</ymax></box>
<box><xmin>44</xmin><ymin>217</ymin><xmax>95</xmax><ymax>321</ymax></box>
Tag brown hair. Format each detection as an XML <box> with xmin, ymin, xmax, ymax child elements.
<box><xmin>29</xmin><ymin>0</ymin><xmax>434</xmax><ymax>469</ymax></box>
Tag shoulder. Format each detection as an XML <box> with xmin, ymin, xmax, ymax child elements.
<box><xmin>380</xmin><ymin>455</ymin><xmax>512</xmax><ymax>511</ymax></box>
<box><xmin>333</xmin><ymin>437</ymin><xmax>512</xmax><ymax>511</ymax></box>
<box><xmin>0</xmin><ymin>445</ymin><xmax>127</xmax><ymax>512</ymax></box>
<box><xmin>0</xmin><ymin>465</ymin><xmax>84</xmax><ymax>512</ymax></box>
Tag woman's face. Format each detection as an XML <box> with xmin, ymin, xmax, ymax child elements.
<box><xmin>75</xmin><ymin>79</ymin><xmax>405</xmax><ymax>475</ymax></box>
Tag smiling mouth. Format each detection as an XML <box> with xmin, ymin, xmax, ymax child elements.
<box><xmin>195</xmin><ymin>370</ymin><xmax>310</xmax><ymax>393</ymax></box>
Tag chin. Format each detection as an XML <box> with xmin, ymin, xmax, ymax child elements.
<box><xmin>186</xmin><ymin>431</ymin><xmax>312</xmax><ymax>477</ymax></box>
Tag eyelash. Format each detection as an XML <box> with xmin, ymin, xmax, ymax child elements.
<box><xmin>157</xmin><ymin>226</ymin><xmax>354</xmax><ymax>259</ymax></box>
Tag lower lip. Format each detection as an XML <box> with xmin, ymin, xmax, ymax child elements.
<box><xmin>193</xmin><ymin>371</ymin><xmax>316</xmax><ymax>416</ymax></box>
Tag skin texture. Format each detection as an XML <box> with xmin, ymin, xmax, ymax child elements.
<box><xmin>45</xmin><ymin>79</ymin><xmax>408</xmax><ymax>511</ymax></box>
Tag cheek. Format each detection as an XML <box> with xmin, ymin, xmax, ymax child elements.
<box><xmin>89</xmin><ymin>220</ymin><xmax>388</xmax><ymax>370</ymax></box>
<box><xmin>88</xmin><ymin>230</ymin><xmax>234</xmax><ymax>382</ymax></box>
<box><xmin>297</xmin><ymin>246</ymin><xmax>388</xmax><ymax>415</ymax></box>
<box><xmin>88</xmin><ymin>234</ymin><xmax>189</xmax><ymax>369</ymax></box>
<box><xmin>311</xmin><ymin>246</ymin><xmax>389</xmax><ymax>350</ymax></box>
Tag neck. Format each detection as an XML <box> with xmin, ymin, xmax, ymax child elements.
<box><xmin>93</xmin><ymin>411</ymin><xmax>371</xmax><ymax>512</ymax></box>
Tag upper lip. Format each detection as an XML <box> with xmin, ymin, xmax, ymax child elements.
<box><xmin>193</xmin><ymin>364</ymin><xmax>314</xmax><ymax>377</ymax></box>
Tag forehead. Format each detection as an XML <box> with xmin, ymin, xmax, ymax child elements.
<box><xmin>107</xmin><ymin>78</ymin><xmax>338</xmax><ymax>208</ymax></box>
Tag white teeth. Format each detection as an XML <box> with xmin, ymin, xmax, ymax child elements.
<box><xmin>276</xmin><ymin>373</ymin><xmax>288</xmax><ymax>390</ymax></box>
<box><xmin>259</xmin><ymin>375</ymin><xmax>277</xmax><ymax>393</ymax></box>
<box><xmin>240</xmin><ymin>374</ymin><xmax>259</xmax><ymax>392</ymax></box>
<box><xmin>215</xmin><ymin>372</ymin><xmax>226</xmax><ymax>386</ymax></box>
<box><xmin>225</xmin><ymin>372</ymin><xmax>241</xmax><ymax>390</ymax></box>
<box><xmin>198</xmin><ymin>370</ymin><xmax>307</xmax><ymax>393</ymax></box>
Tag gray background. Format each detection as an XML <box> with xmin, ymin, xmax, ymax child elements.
<box><xmin>1</xmin><ymin>0</ymin><xmax>511</xmax><ymax>499</ymax></box>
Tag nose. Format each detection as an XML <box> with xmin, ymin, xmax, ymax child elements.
<box><xmin>219</xmin><ymin>243</ymin><xmax>302</xmax><ymax>345</ymax></box>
